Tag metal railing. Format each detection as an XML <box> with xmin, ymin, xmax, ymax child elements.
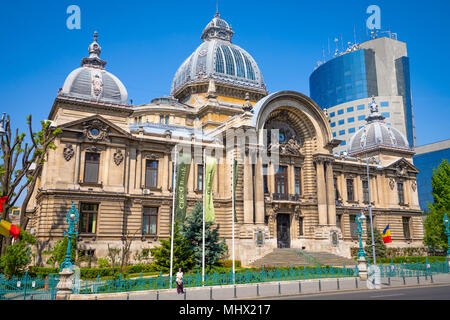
<box><xmin>77</xmin><ymin>266</ymin><xmax>357</xmax><ymax>295</ymax></box>
<box><xmin>0</xmin><ymin>272</ymin><xmax>59</xmax><ymax>300</ymax></box>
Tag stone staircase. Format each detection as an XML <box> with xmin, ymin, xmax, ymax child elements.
<box><xmin>249</xmin><ymin>249</ymin><xmax>356</xmax><ymax>268</ymax></box>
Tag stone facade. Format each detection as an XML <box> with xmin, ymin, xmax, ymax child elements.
<box><xmin>26</xmin><ymin>14</ymin><xmax>424</xmax><ymax>267</ymax></box>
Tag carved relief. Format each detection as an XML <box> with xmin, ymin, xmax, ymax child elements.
<box><xmin>389</xmin><ymin>178</ymin><xmax>395</xmax><ymax>190</ymax></box>
<box><xmin>294</xmin><ymin>205</ymin><xmax>302</xmax><ymax>220</ymax></box>
<box><xmin>82</xmin><ymin>120</ymin><xmax>109</xmax><ymax>142</ymax></box>
<box><xmin>142</xmin><ymin>152</ymin><xmax>164</xmax><ymax>160</ymax></box>
<box><xmin>411</xmin><ymin>181</ymin><xmax>417</xmax><ymax>192</ymax></box>
<box><xmin>63</xmin><ymin>144</ymin><xmax>74</xmax><ymax>161</ymax></box>
<box><xmin>91</xmin><ymin>73</ymin><xmax>103</xmax><ymax>97</ymax></box>
<box><xmin>84</xmin><ymin>145</ymin><xmax>105</xmax><ymax>152</ymax></box>
<box><xmin>113</xmin><ymin>150</ymin><xmax>124</xmax><ymax>166</ymax></box>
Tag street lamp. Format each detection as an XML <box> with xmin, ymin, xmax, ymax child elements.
<box><xmin>60</xmin><ymin>202</ymin><xmax>79</xmax><ymax>271</ymax></box>
<box><xmin>364</xmin><ymin>153</ymin><xmax>377</xmax><ymax>265</ymax></box>
<box><xmin>356</xmin><ymin>212</ymin><xmax>367</xmax><ymax>259</ymax></box>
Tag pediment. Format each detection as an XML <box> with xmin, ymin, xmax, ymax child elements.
<box><xmin>385</xmin><ymin>158</ymin><xmax>419</xmax><ymax>174</ymax></box>
<box><xmin>59</xmin><ymin>115</ymin><xmax>132</xmax><ymax>142</ymax></box>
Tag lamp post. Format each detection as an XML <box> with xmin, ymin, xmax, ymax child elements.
<box><xmin>60</xmin><ymin>202</ymin><xmax>79</xmax><ymax>271</ymax></box>
<box><xmin>356</xmin><ymin>212</ymin><xmax>368</xmax><ymax>279</ymax></box>
<box><xmin>365</xmin><ymin>153</ymin><xmax>377</xmax><ymax>265</ymax></box>
<box><xmin>56</xmin><ymin>202</ymin><xmax>79</xmax><ymax>299</ymax></box>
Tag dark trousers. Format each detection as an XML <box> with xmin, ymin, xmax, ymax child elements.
<box><xmin>177</xmin><ymin>282</ymin><xmax>184</xmax><ymax>294</ymax></box>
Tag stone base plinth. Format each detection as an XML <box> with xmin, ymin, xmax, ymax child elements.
<box><xmin>357</xmin><ymin>257</ymin><xmax>368</xmax><ymax>280</ymax></box>
<box><xmin>56</xmin><ymin>268</ymin><xmax>74</xmax><ymax>300</ymax></box>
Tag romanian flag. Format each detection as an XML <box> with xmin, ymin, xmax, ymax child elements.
<box><xmin>0</xmin><ymin>196</ymin><xmax>8</xmax><ymax>213</ymax></box>
<box><xmin>382</xmin><ymin>225</ymin><xmax>392</xmax><ymax>243</ymax></box>
<box><xmin>0</xmin><ymin>218</ymin><xmax>21</xmax><ymax>240</ymax></box>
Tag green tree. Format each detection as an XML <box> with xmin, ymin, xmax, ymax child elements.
<box><xmin>181</xmin><ymin>201</ymin><xmax>228</xmax><ymax>271</ymax></box>
<box><xmin>0</xmin><ymin>114</ymin><xmax>61</xmax><ymax>254</ymax></box>
<box><xmin>0</xmin><ymin>230</ymin><xmax>36</xmax><ymax>278</ymax></box>
<box><xmin>150</xmin><ymin>223</ymin><xmax>194</xmax><ymax>272</ymax></box>
<box><xmin>364</xmin><ymin>227</ymin><xmax>386</xmax><ymax>262</ymax></box>
<box><xmin>45</xmin><ymin>236</ymin><xmax>77</xmax><ymax>268</ymax></box>
<box><xmin>423</xmin><ymin>159</ymin><xmax>450</xmax><ymax>253</ymax></box>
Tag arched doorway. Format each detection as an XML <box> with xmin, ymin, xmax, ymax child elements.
<box><xmin>277</xmin><ymin>214</ymin><xmax>290</xmax><ymax>248</ymax></box>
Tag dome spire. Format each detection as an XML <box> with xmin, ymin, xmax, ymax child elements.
<box><xmin>82</xmin><ymin>31</ymin><xmax>107</xmax><ymax>69</ymax></box>
<box><xmin>201</xmin><ymin>12</ymin><xmax>234</xmax><ymax>42</ymax></box>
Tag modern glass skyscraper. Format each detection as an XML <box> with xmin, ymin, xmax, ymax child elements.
<box><xmin>413</xmin><ymin>140</ymin><xmax>450</xmax><ymax>212</ymax></box>
<box><xmin>309</xmin><ymin>36</ymin><xmax>416</xmax><ymax>154</ymax></box>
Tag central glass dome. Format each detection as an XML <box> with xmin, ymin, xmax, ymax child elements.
<box><xmin>171</xmin><ymin>13</ymin><xmax>267</xmax><ymax>96</ymax></box>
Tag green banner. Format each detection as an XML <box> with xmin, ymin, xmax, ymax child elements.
<box><xmin>174</xmin><ymin>152</ymin><xmax>191</xmax><ymax>223</ymax></box>
<box><xmin>204</xmin><ymin>156</ymin><xmax>217</xmax><ymax>223</ymax></box>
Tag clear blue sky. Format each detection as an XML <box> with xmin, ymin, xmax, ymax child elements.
<box><xmin>0</xmin><ymin>0</ymin><xmax>448</xmax><ymax>148</ymax></box>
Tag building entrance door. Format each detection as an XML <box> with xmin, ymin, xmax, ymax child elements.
<box><xmin>277</xmin><ymin>214</ymin><xmax>291</xmax><ymax>248</ymax></box>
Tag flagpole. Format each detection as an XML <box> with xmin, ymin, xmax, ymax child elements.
<box><xmin>170</xmin><ymin>144</ymin><xmax>178</xmax><ymax>288</ymax></box>
<box><xmin>202</xmin><ymin>148</ymin><xmax>206</xmax><ymax>286</ymax></box>
<box><xmin>232</xmin><ymin>153</ymin><xmax>235</xmax><ymax>284</ymax></box>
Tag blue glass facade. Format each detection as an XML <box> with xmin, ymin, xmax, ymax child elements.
<box><xmin>309</xmin><ymin>49</ymin><xmax>378</xmax><ymax>110</ymax></box>
<box><xmin>413</xmin><ymin>148</ymin><xmax>450</xmax><ymax>212</ymax></box>
<box><xmin>396</xmin><ymin>56</ymin><xmax>415</xmax><ymax>147</ymax></box>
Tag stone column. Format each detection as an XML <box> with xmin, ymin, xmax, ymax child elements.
<box><xmin>325</xmin><ymin>161</ymin><xmax>336</xmax><ymax>226</ymax></box>
<box><xmin>316</xmin><ymin>160</ymin><xmax>327</xmax><ymax>226</ymax></box>
<box><xmin>243</xmin><ymin>152</ymin><xmax>254</xmax><ymax>224</ymax></box>
<box><xmin>56</xmin><ymin>268</ymin><xmax>74</xmax><ymax>300</ymax></box>
<box><xmin>254</xmin><ymin>155</ymin><xmax>265</xmax><ymax>225</ymax></box>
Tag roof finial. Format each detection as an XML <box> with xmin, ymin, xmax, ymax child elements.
<box><xmin>82</xmin><ymin>30</ymin><xmax>106</xmax><ymax>69</ymax></box>
<box><xmin>216</xmin><ymin>0</ymin><xmax>219</xmax><ymax>16</ymax></box>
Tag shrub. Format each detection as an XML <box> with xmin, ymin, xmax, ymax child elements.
<box><xmin>218</xmin><ymin>260</ymin><xmax>242</xmax><ymax>268</ymax></box>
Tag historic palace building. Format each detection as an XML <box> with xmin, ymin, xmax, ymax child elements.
<box><xmin>28</xmin><ymin>13</ymin><xmax>423</xmax><ymax>266</ymax></box>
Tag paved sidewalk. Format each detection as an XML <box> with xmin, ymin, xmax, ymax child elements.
<box><xmin>69</xmin><ymin>273</ymin><xmax>450</xmax><ymax>300</ymax></box>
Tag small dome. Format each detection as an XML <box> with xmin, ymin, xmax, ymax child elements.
<box><xmin>348</xmin><ymin>98</ymin><xmax>410</xmax><ymax>154</ymax></box>
<box><xmin>60</xmin><ymin>32</ymin><xmax>128</xmax><ymax>105</ymax></box>
<box><xmin>171</xmin><ymin>13</ymin><xmax>266</xmax><ymax>96</ymax></box>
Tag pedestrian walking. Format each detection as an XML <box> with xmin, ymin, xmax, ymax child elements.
<box><xmin>176</xmin><ymin>268</ymin><xmax>184</xmax><ymax>294</ymax></box>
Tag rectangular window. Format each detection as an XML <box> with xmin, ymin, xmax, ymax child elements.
<box><xmin>336</xmin><ymin>214</ymin><xmax>342</xmax><ymax>229</ymax></box>
<box><xmin>340</xmin><ymin>141</ymin><xmax>346</xmax><ymax>146</ymax></box>
<box><xmin>346</xmin><ymin>179</ymin><xmax>354</xmax><ymax>201</ymax></box>
<box><xmin>358</xmin><ymin>115</ymin><xmax>366</xmax><ymax>121</ymax></box>
<box><xmin>145</xmin><ymin>160</ymin><xmax>158</xmax><ymax>188</ymax></box>
<box><xmin>350</xmin><ymin>214</ymin><xmax>358</xmax><ymax>240</ymax></box>
<box><xmin>362</xmin><ymin>180</ymin><xmax>369</xmax><ymax>203</ymax></box>
<box><xmin>402</xmin><ymin>217</ymin><xmax>411</xmax><ymax>239</ymax></box>
<box><xmin>197</xmin><ymin>164</ymin><xmax>204</xmax><ymax>191</ymax></box>
<box><xmin>381</xmin><ymin>101</ymin><xmax>389</xmax><ymax>107</ymax></box>
<box><xmin>298</xmin><ymin>216</ymin><xmax>303</xmax><ymax>236</ymax></box>
<box><xmin>347</xmin><ymin>107</ymin><xmax>354</xmax><ymax>113</ymax></box>
<box><xmin>263</xmin><ymin>164</ymin><xmax>268</xmax><ymax>194</ymax></box>
<box><xmin>294</xmin><ymin>167</ymin><xmax>302</xmax><ymax>195</ymax></box>
<box><xmin>333</xmin><ymin>132</ymin><xmax>336</xmax><ymax>137</ymax></box>
<box><xmin>337</xmin><ymin>109</ymin><xmax>344</xmax><ymax>115</ymax></box>
<box><xmin>338</xmin><ymin>119</ymin><xmax>345</xmax><ymax>125</ymax></box>
<box><xmin>142</xmin><ymin>207</ymin><xmax>158</xmax><ymax>235</ymax></box>
<box><xmin>84</xmin><ymin>152</ymin><xmax>100</xmax><ymax>183</ymax></box>
<box><xmin>165</xmin><ymin>116</ymin><xmax>169</xmax><ymax>124</ymax></box>
<box><xmin>357</xmin><ymin>104</ymin><xmax>365</xmax><ymax>110</ymax></box>
<box><xmin>348</xmin><ymin>117</ymin><xmax>355</xmax><ymax>123</ymax></box>
<box><xmin>397</xmin><ymin>182</ymin><xmax>404</xmax><ymax>204</ymax></box>
<box><xmin>79</xmin><ymin>203</ymin><xmax>98</xmax><ymax>234</ymax></box>
<box><xmin>329</xmin><ymin>112</ymin><xmax>335</xmax><ymax>118</ymax></box>
<box><xmin>382</xmin><ymin>112</ymin><xmax>390</xmax><ymax>118</ymax></box>
<box><xmin>160</xmin><ymin>115</ymin><xmax>164</xmax><ymax>123</ymax></box>
<box><xmin>330</xmin><ymin>122</ymin><xmax>336</xmax><ymax>128</ymax></box>
<box><xmin>348</xmin><ymin>128</ymin><xmax>356</xmax><ymax>134</ymax></box>
<box><xmin>275</xmin><ymin>166</ymin><xmax>288</xmax><ymax>196</ymax></box>
<box><xmin>339</xmin><ymin>130</ymin><xmax>345</xmax><ymax>136</ymax></box>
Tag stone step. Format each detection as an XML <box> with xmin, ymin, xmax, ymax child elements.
<box><xmin>249</xmin><ymin>249</ymin><xmax>356</xmax><ymax>268</ymax></box>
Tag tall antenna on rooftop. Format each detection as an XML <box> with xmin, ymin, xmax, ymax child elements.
<box><xmin>354</xmin><ymin>25</ymin><xmax>357</xmax><ymax>45</ymax></box>
<box><xmin>216</xmin><ymin>0</ymin><xmax>219</xmax><ymax>14</ymax></box>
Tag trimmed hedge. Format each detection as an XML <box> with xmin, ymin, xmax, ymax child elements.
<box><xmin>218</xmin><ymin>260</ymin><xmax>242</xmax><ymax>268</ymax></box>
<box><xmin>378</xmin><ymin>256</ymin><xmax>447</xmax><ymax>264</ymax></box>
